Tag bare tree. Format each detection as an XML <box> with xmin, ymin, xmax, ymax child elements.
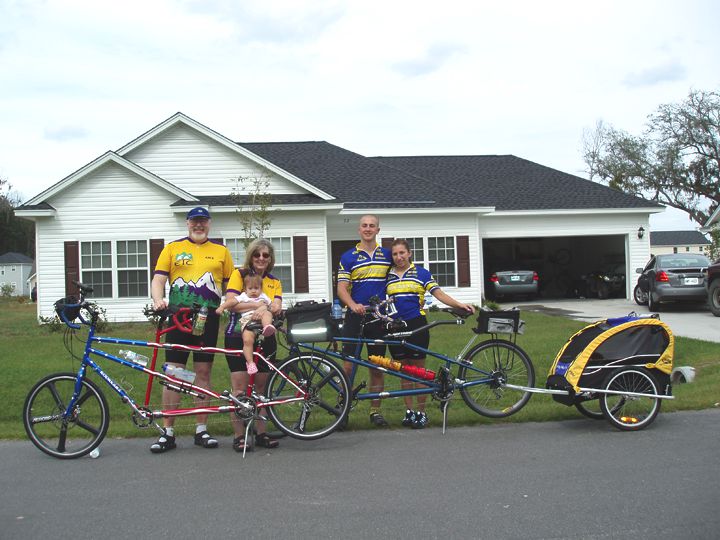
<box><xmin>231</xmin><ymin>173</ymin><xmax>274</xmax><ymax>246</ymax></box>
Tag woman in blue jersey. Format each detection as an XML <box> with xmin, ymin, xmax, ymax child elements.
<box><xmin>386</xmin><ymin>239</ymin><xmax>475</xmax><ymax>429</ymax></box>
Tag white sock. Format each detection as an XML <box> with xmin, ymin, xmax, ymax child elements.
<box><xmin>164</xmin><ymin>427</ymin><xmax>174</xmax><ymax>437</ymax></box>
<box><xmin>196</xmin><ymin>424</ymin><xmax>207</xmax><ymax>434</ymax></box>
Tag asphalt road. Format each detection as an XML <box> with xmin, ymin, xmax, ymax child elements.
<box><xmin>3</xmin><ymin>409</ymin><xmax>719</xmax><ymax>540</ymax></box>
<box><xmin>501</xmin><ymin>298</ymin><xmax>719</xmax><ymax>343</ymax></box>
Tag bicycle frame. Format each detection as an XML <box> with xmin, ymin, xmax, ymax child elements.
<box><xmin>291</xmin><ymin>319</ymin><xmax>493</xmax><ymax>401</ymax></box>
<box><xmin>64</xmin><ymin>314</ymin><xmax>308</xmax><ymax>432</ymax></box>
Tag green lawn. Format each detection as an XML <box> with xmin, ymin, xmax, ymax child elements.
<box><xmin>4</xmin><ymin>299</ymin><xmax>719</xmax><ymax>439</ymax></box>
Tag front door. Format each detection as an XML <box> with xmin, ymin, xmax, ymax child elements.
<box><xmin>330</xmin><ymin>240</ymin><xmax>358</xmax><ymax>299</ymax></box>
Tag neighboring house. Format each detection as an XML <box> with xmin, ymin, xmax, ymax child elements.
<box><xmin>0</xmin><ymin>252</ymin><xmax>34</xmax><ymax>296</ymax></box>
<box><xmin>649</xmin><ymin>230</ymin><xmax>711</xmax><ymax>256</ymax></box>
<box><xmin>16</xmin><ymin>113</ymin><xmax>663</xmax><ymax>322</ymax></box>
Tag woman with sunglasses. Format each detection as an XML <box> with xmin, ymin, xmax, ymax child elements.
<box><xmin>221</xmin><ymin>238</ymin><xmax>283</xmax><ymax>452</ymax></box>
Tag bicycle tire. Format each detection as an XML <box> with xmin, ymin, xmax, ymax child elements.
<box><xmin>23</xmin><ymin>372</ymin><xmax>110</xmax><ymax>459</ymax></box>
<box><xmin>458</xmin><ymin>339</ymin><xmax>535</xmax><ymax>418</ymax></box>
<box><xmin>599</xmin><ymin>367</ymin><xmax>661</xmax><ymax>431</ymax></box>
<box><xmin>574</xmin><ymin>397</ymin><xmax>604</xmax><ymax>420</ymax></box>
<box><xmin>265</xmin><ymin>354</ymin><xmax>350</xmax><ymax>440</ymax></box>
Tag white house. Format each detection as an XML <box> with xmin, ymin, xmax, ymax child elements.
<box><xmin>0</xmin><ymin>252</ymin><xmax>34</xmax><ymax>296</ymax></box>
<box><xmin>17</xmin><ymin>113</ymin><xmax>663</xmax><ymax>322</ymax></box>
<box><xmin>649</xmin><ymin>230</ymin><xmax>711</xmax><ymax>256</ymax></box>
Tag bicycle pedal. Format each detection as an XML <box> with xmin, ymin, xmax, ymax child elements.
<box><xmin>351</xmin><ymin>381</ymin><xmax>367</xmax><ymax>399</ymax></box>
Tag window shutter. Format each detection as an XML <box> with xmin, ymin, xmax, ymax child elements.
<box><xmin>457</xmin><ymin>236</ymin><xmax>471</xmax><ymax>287</ymax></box>
<box><xmin>381</xmin><ymin>237</ymin><xmax>394</xmax><ymax>250</ymax></box>
<box><xmin>64</xmin><ymin>241</ymin><xmax>80</xmax><ymax>296</ymax></box>
<box><xmin>293</xmin><ymin>236</ymin><xmax>309</xmax><ymax>293</ymax></box>
<box><xmin>150</xmin><ymin>239</ymin><xmax>164</xmax><ymax>275</ymax></box>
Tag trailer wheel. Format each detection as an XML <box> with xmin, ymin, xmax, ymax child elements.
<box><xmin>600</xmin><ymin>367</ymin><xmax>661</xmax><ymax>431</ymax></box>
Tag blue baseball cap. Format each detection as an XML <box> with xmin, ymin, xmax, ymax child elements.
<box><xmin>186</xmin><ymin>207</ymin><xmax>211</xmax><ymax>220</ymax></box>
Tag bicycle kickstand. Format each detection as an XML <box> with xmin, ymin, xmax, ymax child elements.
<box><xmin>440</xmin><ymin>401</ymin><xmax>449</xmax><ymax>435</ymax></box>
<box><xmin>242</xmin><ymin>417</ymin><xmax>255</xmax><ymax>459</ymax></box>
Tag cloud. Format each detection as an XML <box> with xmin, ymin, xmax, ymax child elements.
<box><xmin>393</xmin><ymin>42</ymin><xmax>467</xmax><ymax>77</ymax></box>
<box><xmin>44</xmin><ymin>125</ymin><xmax>89</xmax><ymax>142</ymax></box>
<box><xmin>623</xmin><ymin>61</ymin><xmax>687</xmax><ymax>87</ymax></box>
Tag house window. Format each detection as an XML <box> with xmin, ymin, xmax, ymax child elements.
<box><xmin>428</xmin><ymin>236</ymin><xmax>456</xmax><ymax>287</ymax></box>
<box><xmin>685</xmin><ymin>247</ymin><xmax>690</xmax><ymax>252</ymax></box>
<box><xmin>117</xmin><ymin>240</ymin><xmax>149</xmax><ymax>297</ymax></box>
<box><xmin>81</xmin><ymin>241</ymin><xmax>112</xmax><ymax>297</ymax></box>
<box><xmin>81</xmin><ymin>240</ymin><xmax>149</xmax><ymax>298</ymax></box>
<box><xmin>227</xmin><ymin>237</ymin><xmax>293</xmax><ymax>293</ymax></box>
<box><xmin>673</xmin><ymin>247</ymin><xmax>678</xmax><ymax>253</ymax></box>
<box><xmin>398</xmin><ymin>236</ymin><xmax>456</xmax><ymax>287</ymax></box>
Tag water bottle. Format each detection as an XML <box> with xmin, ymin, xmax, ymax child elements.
<box><xmin>331</xmin><ymin>299</ymin><xmax>343</xmax><ymax>320</ymax></box>
<box><xmin>192</xmin><ymin>305</ymin><xmax>208</xmax><ymax>336</ymax></box>
<box><xmin>118</xmin><ymin>349</ymin><xmax>149</xmax><ymax>367</ymax></box>
<box><xmin>162</xmin><ymin>363</ymin><xmax>196</xmax><ymax>383</ymax></box>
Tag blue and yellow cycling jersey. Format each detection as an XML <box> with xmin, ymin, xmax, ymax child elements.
<box><xmin>154</xmin><ymin>237</ymin><xmax>234</xmax><ymax>309</ymax></box>
<box><xmin>337</xmin><ymin>243</ymin><xmax>392</xmax><ymax>305</ymax></box>
<box><xmin>386</xmin><ymin>263</ymin><xmax>439</xmax><ymax>320</ymax></box>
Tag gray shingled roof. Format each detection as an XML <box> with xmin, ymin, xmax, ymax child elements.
<box><xmin>237</xmin><ymin>142</ymin><xmax>476</xmax><ymax>207</ymax></box>
<box><xmin>650</xmin><ymin>230</ymin><xmax>710</xmax><ymax>246</ymax></box>
<box><xmin>373</xmin><ymin>155</ymin><xmax>660</xmax><ymax>211</ymax></box>
<box><xmin>0</xmin><ymin>252</ymin><xmax>34</xmax><ymax>264</ymax></box>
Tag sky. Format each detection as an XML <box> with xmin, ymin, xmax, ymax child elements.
<box><xmin>1</xmin><ymin>0</ymin><xmax>718</xmax><ymax>231</ymax></box>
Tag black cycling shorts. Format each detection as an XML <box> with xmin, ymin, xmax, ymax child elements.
<box><xmin>341</xmin><ymin>310</ymin><xmax>387</xmax><ymax>358</ymax></box>
<box><xmin>224</xmin><ymin>334</ymin><xmax>277</xmax><ymax>373</ymax></box>
<box><xmin>388</xmin><ymin>316</ymin><xmax>429</xmax><ymax>361</ymax></box>
<box><xmin>165</xmin><ymin>312</ymin><xmax>220</xmax><ymax>365</ymax></box>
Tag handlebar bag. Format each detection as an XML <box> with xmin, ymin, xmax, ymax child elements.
<box><xmin>285</xmin><ymin>301</ymin><xmax>336</xmax><ymax>343</ymax></box>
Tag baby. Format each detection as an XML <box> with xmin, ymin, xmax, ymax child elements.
<box><xmin>216</xmin><ymin>274</ymin><xmax>275</xmax><ymax>375</ymax></box>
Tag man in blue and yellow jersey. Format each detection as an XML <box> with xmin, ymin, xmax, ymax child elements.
<box><xmin>337</xmin><ymin>214</ymin><xmax>392</xmax><ymax>427</ymax></box>
<box><xmin>150</xmin><ymin>206</ymin><xmax>234</xmax><ymax>453</ymax></box>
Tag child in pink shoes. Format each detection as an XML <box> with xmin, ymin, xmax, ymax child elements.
<box><xmin>216</xmin><ymin>274</ymin><xmax>275</xmax><ymax>374</ymax></box>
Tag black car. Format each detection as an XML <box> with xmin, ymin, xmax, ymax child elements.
<box><xmin>634</xmin><ymin>254</ymin><xmax>711</xmax><ymax>311</ymax></box>
<box><xmin>583</xmin><ymin>264</ymin><xmax>626</xmax><ymax>299</ymax></box>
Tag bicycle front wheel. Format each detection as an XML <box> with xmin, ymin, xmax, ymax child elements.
<box><xmin>266</xmin><ymin>354</ymin><xmax>349</xmax><ymax>440</ymax></box>
<box><xmin>600</xmin><ymin>367</ymin><xmax>661</xmax><ymax>431</ymax></box>
<box><xmin>458</xmin><ymin>339</ymin><xmax>535</xmax><ymax>418</ymax></box>
<box><xmin>23</xmin><ymin>372</ymin><xmax>110</xmax><ymax>459</ymax></box>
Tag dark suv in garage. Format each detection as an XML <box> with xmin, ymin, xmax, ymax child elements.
<box><xmin>708</xmin><ymin>257</ymin><xmax>720</xmax><ymax>317</ymax></box>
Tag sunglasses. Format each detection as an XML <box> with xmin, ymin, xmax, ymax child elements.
<box><xmin>253</xmin><ymin>252</ymin><xmax>271</xmax><ymax>259</ymax></box>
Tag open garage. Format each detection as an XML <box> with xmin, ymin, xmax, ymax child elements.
<box><xmin>483</xmin><ymin>235</ymin><xmax>627</xmax><ymax>300</ymax></box>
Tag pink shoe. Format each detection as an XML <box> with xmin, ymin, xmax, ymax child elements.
<box><xmin>262</xmin><ymin>325</ymin><xmax>276</xmax><ymax>337</ymax></box>
<box><xmin>247</xmin><ymin>361</ymin><xmax>258</xmax><ymax>375</ymax></box>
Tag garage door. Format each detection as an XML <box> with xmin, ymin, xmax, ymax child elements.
<box><xmin>482</xmin><ymin>236</ymin><xmax>626</xmax><ymax>300</ymax></box>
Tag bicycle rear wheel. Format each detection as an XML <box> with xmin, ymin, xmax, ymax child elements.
<box><xmin>266</xmin><ymin>354</ymin><xmax>349</xmax><ymax>440</ymax></box>
<box><xmin>23</xmin><ymin>372</ymin><xmax>110</xmax><ymax>459</ymax></box>
<box><xmin>458</xmin><ymin>339</ymin><xmax>535</xmax><ymax>418</ymax></box>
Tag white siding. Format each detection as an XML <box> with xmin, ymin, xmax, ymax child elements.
<box><xmin>124</xmin><ymin>124</ymin><xmax>307</xmax><ymax>196</ymax></box>
<box><xmin>35</xmin><ymin>163</ymin><xmax>197</xmax><ymax>322</ymax></box>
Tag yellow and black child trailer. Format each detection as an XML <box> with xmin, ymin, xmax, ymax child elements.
<box><xmin>543</xmin><ymin>313</ymin><xmax>674</xmax><ymax>431</ymax></box>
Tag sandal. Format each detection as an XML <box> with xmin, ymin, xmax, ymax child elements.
<box><xmin>150</xmin><ymin>432</ymin><xmax>176</xmax><ymax>454</ymax></box>
<box><xmin>232</xmin><ymin>436</ymin><xmax>252</xmax><ymax>453</ymax></box>
<box><xmin>194</xmin><ymin>430</ymin><xmax>219</xmax><ymax>449</ymax></box>
<box><xmin>369</xmin><ymin>412</ymin><xmax>389</xmax><ymax>427</ymax></box>
<box><xmin>262</xmin><ymin>325</ymin><xmax>276</xmax><ymax>337</ymax></box>
<box><xmin>255</xmin><ymin>432</ymin><xmax>279</xmax><ymax>449</ymax></box>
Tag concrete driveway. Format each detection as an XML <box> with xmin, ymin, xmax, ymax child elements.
<box><xmin>499</xmin><ymin>297</ymin><xmax>719</xmax><ymax>343</ymax></box>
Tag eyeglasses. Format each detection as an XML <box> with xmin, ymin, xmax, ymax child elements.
<box><xmin>253</xmin><ymin>252</ymin><xmax>271</xmax><ymax>259</ymax></box>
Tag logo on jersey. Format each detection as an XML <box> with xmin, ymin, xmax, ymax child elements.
<box><xmin>174</xmin><ymin>252</ymin><xmax>193</xmax><ymax>266</ymax></box>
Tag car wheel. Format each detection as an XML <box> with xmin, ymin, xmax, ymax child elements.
<box><xmin>633</xmin><ymin>285</ymin><xmax>648</xmax><ymax>306</ymax></box>
<box><xmin>709</xmin><ymin>280</ymin><xmax>720</xmax><ymax>317</ymax></box>
<box><xmin>648</xmin><ymin>292</ymin><xmax>661</xmax><ymax>312</ymax></box>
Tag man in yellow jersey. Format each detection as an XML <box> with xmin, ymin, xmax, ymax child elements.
<box><xmin>337</xmin><ymin>214</ymin><xmax>392</xmax><ymax>427</ymax></box>
<box><xmin>150</xmin><ymin>207</ymin><xmax>234</xmax><ymax>453</ymax></box>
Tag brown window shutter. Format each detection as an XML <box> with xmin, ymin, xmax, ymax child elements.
<box><xmin>293</xmin><ymin>236</ymin><xmax>308</xmax><ymax>293</ymax></box>
<box><xmin>381</xmin><ymin>237</ymin><xmax>394</xmax><ymax>249</ymax></box>
<box><xmin>150</xmin><ymin>239</ymin><xmax>165</xmax><ymax>274</ymax></box>
<box><xmin>457</xmin><ymin>236</ymin><xmax>471</xmax><ymax>287</ymax></box>
<box><xmin>64</xmin><ymin>241</ymin><xmax>80</xmax><ymax>296</ymax></box>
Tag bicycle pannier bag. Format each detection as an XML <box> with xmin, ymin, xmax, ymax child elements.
<box><xmin>285</xmin><ymin>301</ymin><xmax>336</xmax><ymax>343</ymax></box>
